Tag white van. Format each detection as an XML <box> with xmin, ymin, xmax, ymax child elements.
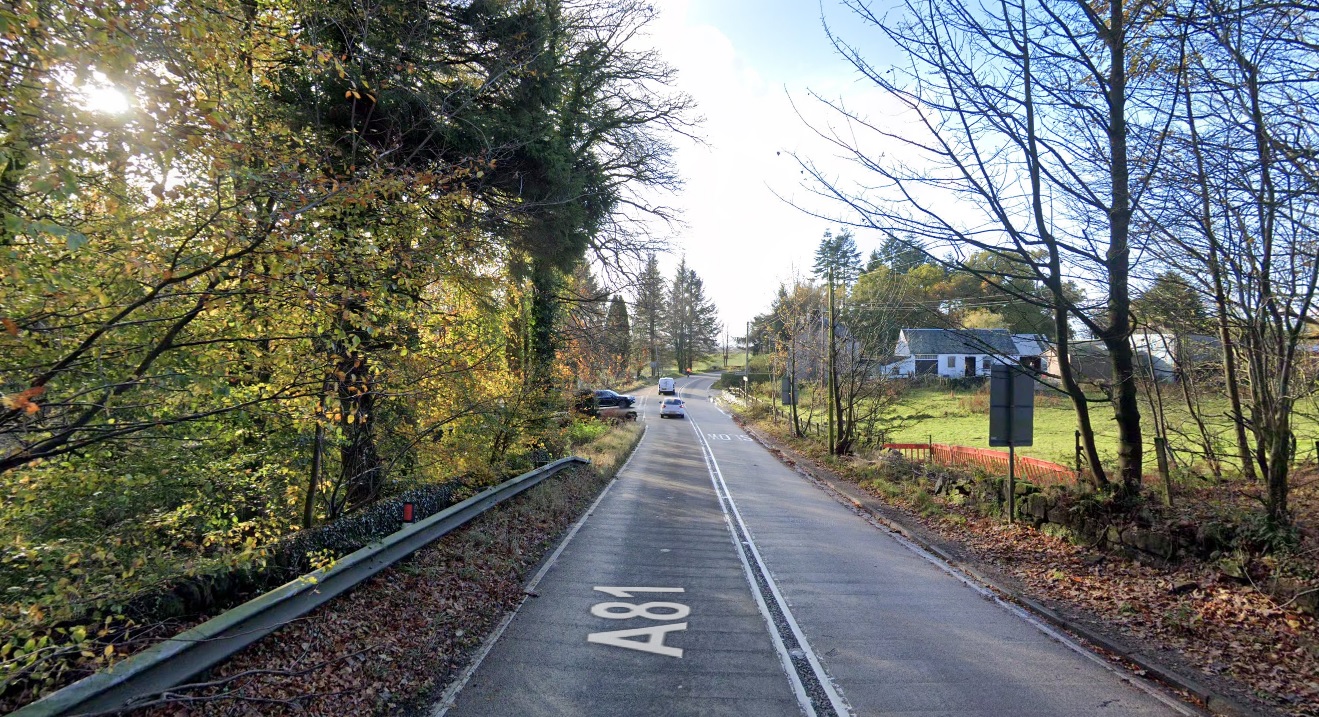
<box><xmin>658</xmin><ymin>377</ymin><xmax>676</xmax><ymax>395</ymax></box>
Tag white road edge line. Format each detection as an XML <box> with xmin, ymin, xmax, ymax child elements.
<box><xmin>689</xmin><ymin>418</ymin><xmax>819</xmax><ymax>717</ymax></box>
<box><xmin>681</xmin><ymin>376</ymin><xmax>850</xmax><ymax>717</ymax></box>
<box><xmin>838</xmin><ymin>495</ymin><xmax>1201</xmax><ymax>716</ymax></box>
<box><xmin>915</xmin><ymin>546</ymin><xmax>1196</xmax><ymax>714</ymax></box>
<box><xmin>693</xmin><ymin>378</ymin><xmax>1192</xmax><ymax>716</ymax></box>
<box><xmin>763</xmin><ymin>437</ymin><xmax>1200</xmax><ymax>716</ymax></box>
<box><xmin>677</xmin><ymin>379</ymin><xmax>825</xmax><ymax>714</ymax></box>
<box><xmin>430</xmin><ymin>423</ymin><xmax>649</xmax><ymax>717</ymax></box>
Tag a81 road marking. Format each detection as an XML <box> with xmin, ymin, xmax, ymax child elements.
<box><xmin>587</xmin><ymin>586</ymin><xmax>688</xmax><ymax>658</ymax></box>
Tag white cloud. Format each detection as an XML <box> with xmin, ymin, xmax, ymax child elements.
<box><xmin>641</xmin><ymin>4</ymin><xmax>918</xmax><ymax>333</ymax></box>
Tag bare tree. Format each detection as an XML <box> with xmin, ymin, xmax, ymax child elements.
<box><xmin>767</xmin><ymin>280</ymin><xmax>826</xmax><ymax>438</ymax></box>
<box><xmin>793</xmin><ymin>0</ymin><xmax>1186</xmax><ymax>497</ymax></box>
<box><xmin>1165</xmin><ymin>0</ymin><xmax>1319</xmax><ymax>524</ymax></box>
<box><xmin>834</xmin><ymin>268</ymin><xmax>908</xmax><ymax>455</ymax></box>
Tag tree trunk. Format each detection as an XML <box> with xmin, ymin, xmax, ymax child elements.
<box><xmin>827</xmin><ymin>269</ymin><xmax>838</xmax><ymax>455</ymax></box>
<box><xmin>1217</xmin><ymin>296</ymin><xmax>1255</xmax><ymax>480</ymax></box>
<box><xmin>1265</xmin><ymin>404</ymin><xmax>1292</xmax><ymax>524</ymax></box>
<box><xmin>304</xmin><ymin>420</ymin><xmax>324</xmax><ymax>529</ymax></box>
<box><xmin>1176</xmin><ymin>353</ymin><xmax>1222</xmax><ymax>479</ymax></box>
<box><xmin>790</xmin><ymin>336</ymin><xmax>802</xmax><ymax>437</ymax></box>
<box><xmin>1232</xmin><ymin>23</ymin><xmax>1299</xmax><ymax>523</ymax></box>
<box><xmin>1016</xmin><ymin>4</ymin><xmax>1107</xmax><ymax>490</ymax></box>
<box><xmin>1137</xmin><ymin>338</ymin><xmax>1173</xmax><ymax>505</ymax></box>
<box><xmin>337</xmin><ymin>351</ymin><xmax>383</xmax><ymax>512</ymax></box>
<box><xmin>530</xmin><ymin>261</ymin><xmax>560</xmax><ymax>392</ymax></box>
<box><xmin>1108</xmin><ymin>335</ymin><xmax>1144</xmax><ymax>496</ymax></box>
<box><xmin>1050</xmin><ymin>282</ymin><xmax>1107</xmax><ymax>489</ymax></box>
<box><xmin>1103</xmin><ymin>0</ymin><xmax>1143</xmax><ymax>498</ymax></box>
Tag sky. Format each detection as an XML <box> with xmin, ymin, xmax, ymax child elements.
<box><xmin>639</xmin><ymin>0</ymin><xmax>906</xmax><ymax>340</ymax></box>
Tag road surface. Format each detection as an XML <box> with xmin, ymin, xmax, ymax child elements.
<box><xmin>436</xmin><ymin>376</ymin><xmax>1195</xmax><ymax>717</ymax></box>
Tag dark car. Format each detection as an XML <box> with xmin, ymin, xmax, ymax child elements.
<box><xmin>572</xmin><ymin>390</ymin><xmax>637</xmax><ymax>421</ymax></box>
<box><xmin>593</xmin><ymin>389</ymin><xmax>636</xmax><ymax>408</ymax></box>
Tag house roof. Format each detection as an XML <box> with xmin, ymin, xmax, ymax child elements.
<box><xmin>1131</xmin><ymin>331</ymin><xmax>1222</xmax><ymax>351</ymax></box>
<box><xmin>901</xmin><ymin>328</ymin><xmax>1019</xmax><ymax>355</ymax></box>
<box><xmin>1012</xmin><ymin>333</ymin><xmax>1047</xmax><ymax>356</ymax></box>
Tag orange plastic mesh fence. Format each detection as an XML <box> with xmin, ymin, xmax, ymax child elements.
<box><xmin>881</xmin><ymin>443</ymin><xmax>1076</xmax><ymax>487</ymax></box>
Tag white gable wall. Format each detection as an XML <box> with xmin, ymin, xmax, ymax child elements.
<box><xmin>894</xmin><ymin>334</ymin><xmax>910</xmax><ymax>357</ymax></box>
<box><xmin>936</xmin><ymin>354</ymin><xmax>993</xmax><ymax>378</ymax></box>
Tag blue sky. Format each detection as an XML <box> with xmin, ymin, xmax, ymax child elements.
<box><xmin>687</xmin><ymin>0</ymin><xmax>845</xmax><ymax>83</ymax></box>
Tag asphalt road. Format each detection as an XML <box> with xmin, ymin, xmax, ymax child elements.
<box><xmin>436</xmin><ymin>376</ymin><xmax>1196</xmax><ymax>717</ymax></box>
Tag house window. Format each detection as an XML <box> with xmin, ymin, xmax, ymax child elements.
<box><xmin>946</xmin><ymin>355</ymin><xmax>957</xmax><ymax>368</ymax></box>
<box><xmin>982</xmin><ymin>356</ymin><xmax>991</xmax><ymax>370</ymax></box>
<box><xmin>914</xmin><ymin>354</ymin><xmax>936</xmax><ymax>360</ymax></box>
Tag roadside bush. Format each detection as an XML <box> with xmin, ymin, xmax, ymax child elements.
<box><xmin>719</xmin><ymin>371</ymin><xmax>771</xmax><ymax>389</ymax></box>
<box><xmin>1236</xmin><ymin>512</ymin><xmax>1301</xmax><ymax>553</ymax></box>
<box><xmin>861</xmin><ymin>477</ymin><xmax>904</xmax><ymax>501</ymax></box>
<box><xmin>567</xmin><ymin>420</ymin><xmax>611</xmax><ymax>446</ymax></box>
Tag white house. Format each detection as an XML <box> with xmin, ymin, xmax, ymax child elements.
<box><xmin>886</xmin><ymin>328</ymin><xmax>1023</xmax><ymax>378</ymax></box>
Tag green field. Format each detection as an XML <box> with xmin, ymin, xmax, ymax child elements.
<box><xmin>879</xmin><ymin>385</ymin><xmax>1319</xmax><ymax>473</ymax></box>
<box><xmin>768</xmin><ymin>383</ymin><xmax>1319</xmax><ymax>475</ymax></box>
<box><xmin>730</xmin><ymin>364</ymin><xmax>1319</xmax><ymax>474</ymax></box>
<box><xmin>883</xmin><ymin>387</ymin><xmax>1102</xmax><ymax>466</ymax></box>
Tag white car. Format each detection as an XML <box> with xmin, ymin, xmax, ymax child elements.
<box><xmin>658</xmin><ymin>376</ymin><xmax>676</xmax><ymax>395</ymax></box>
<box><xmin>659</xmin><ymin>397</ymin><xmax>686</xmax><ymax>419</ymax></box>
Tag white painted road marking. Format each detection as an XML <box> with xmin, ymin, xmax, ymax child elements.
<box><xmin>591</xmin><ymin>601</ymin><xmax>690</xmax><ymax>621</ymax></box>
<box><xmin>588</xmin><ymin>586</ymin><xmax>689</xmax><ymax>658</ymax></box>
<box><xmin>689</xmin><ymin>409</ymin><xmax>853</xmax><ymax>717</ymax></box>
<box><xmin>587</xmin><ymin>623</ymin><xmax>688</xmax><ymax>658</ymax></box>
<box><xmin>593</xmin><ymin>586</ymin><xmax>684</xmax><ymax>598</ymax></box>
<box><xmin>430</xmin><ymin>426</ymin><xmax>651</xmax><ymax>717</ymax></box>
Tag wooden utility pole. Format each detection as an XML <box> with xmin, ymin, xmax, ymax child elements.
<box><xmin>827</xmin><ymin>265</ymin><xmax>836</xmax><ymax>455</ymax></box>
<box><xmin>744</xmin><ymin>320</ymin><xmax>751</xmax><ymax>395</ymax></box>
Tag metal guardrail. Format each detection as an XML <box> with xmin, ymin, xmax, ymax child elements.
<box><xmin>11</xmin><ymin>456</ymin><xmax>591</xmax><ymax>717</ymax></box>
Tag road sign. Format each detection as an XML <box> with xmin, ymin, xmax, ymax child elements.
<box><xmin>989</xmin><ymin>364</ymin><xmax>1034</xmax><ymax>447</ymax></box>
<box><xmin>780</xmin><ymin>376</ymin><xmax>795</xmax><ymax>405</ymax></box>
<box><xmin>989</xmin><ymin>363</ymin><xmax>1035</xmax><ymax>524</ymax></box>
